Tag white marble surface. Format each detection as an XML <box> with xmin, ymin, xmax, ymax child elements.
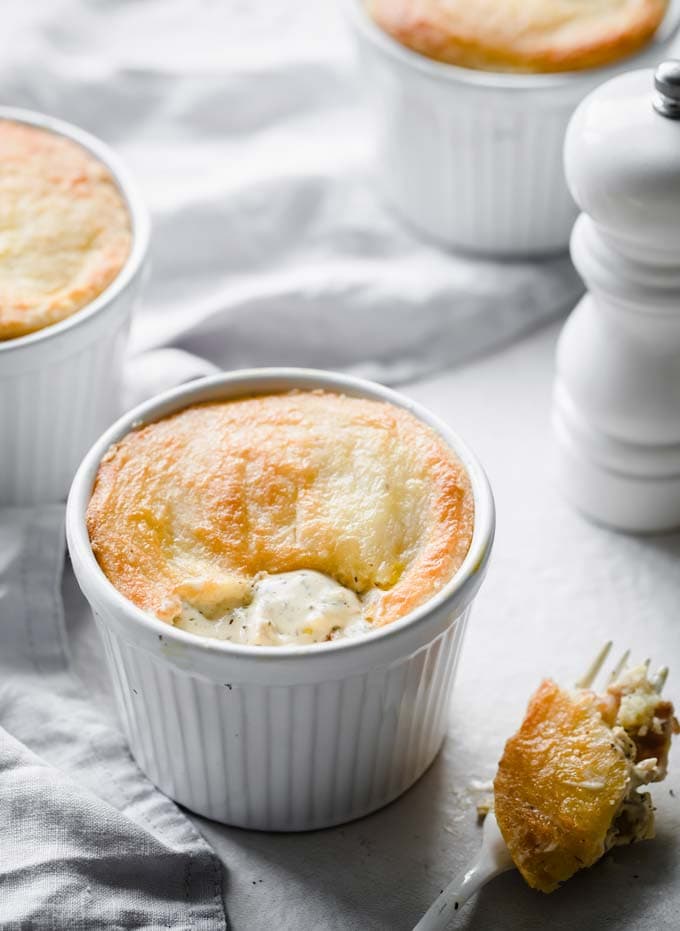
<box><xmin>64</xmin><ymin>320</ymin><xmax>680</xmax><ymax>931</ymax></box>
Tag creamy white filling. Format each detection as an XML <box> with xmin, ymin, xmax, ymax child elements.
<box><xmin>175</xmin><ymin>569</ymin><xmax>370</xmax><ymax>645</ymax></box>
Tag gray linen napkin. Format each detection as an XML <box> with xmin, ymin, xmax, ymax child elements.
<box><xmin>0</xmin><ymin>507</ymin><xmax>227</xmax><ymax>930</ymax></box>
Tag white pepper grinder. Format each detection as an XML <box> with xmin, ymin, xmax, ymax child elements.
<box><xmin>553</xmin><ymin>61</ymin><xmax>680</xmax><ymax>533</ymax></box>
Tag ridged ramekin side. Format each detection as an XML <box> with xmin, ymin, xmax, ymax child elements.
<box><xmin>353</xmin><ymin>34</ymin><xmax>578</xmax><ymax>256</ymax></box>
<box><xmin>97</xmin><ymin>607</ymin><xmax>469</xmax><ymax>832</ymax></box>
<box><xmin>345</xmin><ymin>0</ymin><xmax>680</xmax><ymax>257</ymax></box>
<box><xmin>0</xmin><ymin>300</ymin><xmax>133</xmax><ymax>504</ymax></box>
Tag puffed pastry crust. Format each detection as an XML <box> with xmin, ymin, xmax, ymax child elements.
<box><xmin>87</xmin><ymin>391</ymin><xmax>474</xmax><ymax>630</ymax></box>
<box><xmin>0</xmin><ymin>120</ymin><xmax>131</xmax><ymax>340</ymax></box>
<box><xmin>494</xmin><ymin>681</ymin><xmax>631</xmax><ymax>892</ymax></box>
<box><xmin>367</xmin><ymin>0</ymin><xmax>668</xmax><ymax>73</ymax></box>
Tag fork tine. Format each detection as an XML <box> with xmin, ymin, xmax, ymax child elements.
<box><xmin>576</xmin><ymin>641</ymin><xmax>613</xmax><ymax>689</ymax></box>
<box><xmin>608</xmin><ymin>648</ymin><xmax>631</xmax><ymax>684</ymax></box>
<box><xmin>652</xmin><ymin>666</ymin><xmax>669</xmax><ymax>693</ymax></box>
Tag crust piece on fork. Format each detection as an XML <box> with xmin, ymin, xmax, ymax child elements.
<box><xmin>494</xmin><ymin>644</ymin><xmax>679</xmax><ymax>893</ymax></box>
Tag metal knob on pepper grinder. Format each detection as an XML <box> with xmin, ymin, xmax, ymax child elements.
<box><xmin>553</xmin><ymin>61</ymin><xmax>680</xmax><ymax>532</ymax></box>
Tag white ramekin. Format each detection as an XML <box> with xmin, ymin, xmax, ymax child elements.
<box><xmin>66</xmin><ymin>368</ymin><xmax>495</xmax><ymax>831</ymax></box>
<box><xmin>343</xmin><ymin>0</ymin><xmax>680</xmax><ymax>257</ymax></box>
<box><xmin>0</xmin><ymin>107</ymin><xmax>150</xmax><ymax>505</ymax></box>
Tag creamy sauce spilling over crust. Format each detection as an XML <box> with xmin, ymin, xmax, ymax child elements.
<box><xmin>175</xmin><ymin>570</ymin><xmax>370</xmax><ymax>645</ymax></box>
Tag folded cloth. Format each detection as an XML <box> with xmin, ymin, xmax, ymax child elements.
<box><xmin>0</xmin><ymin>507</ymin><xmax>227</xmax><ymax>931</ymax></box>
<box><xmin>0</xmin><ymin>0</ymin><xmax>583</xmax><ymax>407</ymax></box>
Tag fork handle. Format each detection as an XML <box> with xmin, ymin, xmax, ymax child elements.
<box><xmin>412</xmin><ymin>860</ymin><xmax>502</xmax><ymax>931</ymax></box>
<box><xmin>412</xmin><ymin>814</ymin><xmax>513</xmax><ymax>931</ymax></box>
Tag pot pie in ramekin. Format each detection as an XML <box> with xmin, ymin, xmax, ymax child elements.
<box><xmin>346</xmin><ymin>0</ymin><xmax>678</xmax><ymax>255</ymax></box>
<box><xmin>367</xmin><ymin>0</ymin><xmax>669</xmax><ymax>73</ymax></box>
<box><xmin>68</xmin><ymin>369</ymin><xmax>493</xmax><ymax>829</ymax></box>
<box><xmin>87</xmin><ymin>389</ymin><xmax>474</xmax><ymax>647</ymax></box>
<box><xmin>0</xmin><ymin>119</ymin><xmax>131</xmax><ymax>341</ymax></box>
<box><xmin>0</xmin><ymin>108</ymin><xmax>148</xmax><ymax>506</ymax></box>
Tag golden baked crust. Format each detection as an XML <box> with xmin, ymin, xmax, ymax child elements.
<box><xmin>87</xmin><ymin>390</ymin><xmax>474</xmax><ymax>630</ymax></box>
<box><xmin>0</xmin><ymin>120</ymin><xmax>131</xmax><ymax>340</ymax></box>
<box><xmin>494</xmin><ymin>681</ymin><xmax>630</xmax><ymax>892</ymax></box>
<box><xmin>367</xmin><ymin>0</ymin><xmax>668</xmax><ymax>73</ymax></box>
